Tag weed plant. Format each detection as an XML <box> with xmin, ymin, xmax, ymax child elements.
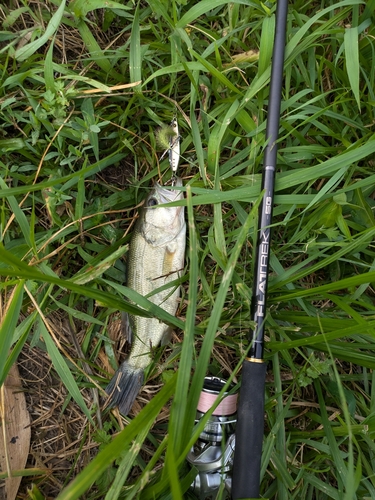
<box><xmin>1</xmin><ymin>0</ymin><xmax>375</xmax><ymax>499</ymax></box>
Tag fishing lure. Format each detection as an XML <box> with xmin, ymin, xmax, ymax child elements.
<box><xmin>159</xmin><ymin>117</ymin><xmax>180</xmax><ymax>179</ymax></box>
<box><xmin>168</xmin><ymin>117</ymin><xmax>180</xmax><ymax>174</ymax></box>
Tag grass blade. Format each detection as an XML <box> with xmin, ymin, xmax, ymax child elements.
<box><xmin>41</xmin><ymin>321</ymin><xmax>94</xmax><ymax>424</ymax></box>
<box><xmin>130</xmin><ymin>4</ymin><xmax>142</xmax><ymax>90</ymax></box>
<box><xmin>166</xmin><ymin>186</ymin><xmax>198</xmax><ymax>457</ymax></box>
<box><xmin>344</xmin><ymin>26</ymin><xmax>360</xmax><ymax>109</ymax></box>
<box><xmin>176</xmin><ymin>0</ymin><xmax>260</xmax><ymax>28</ymax></box>
<box><xmin>0</xmin><ymin>281</ymin><xmax>24</xmax><ymax>387</ymax></box>
<box><xmin>69</xmin><ymin>0</ymin><xmax>131</xmax><ymax>17</ymax></box>
<box><xmin>14</xmin><ymin>0</ymin><xmax>66</xmax><ymax>61</ymax></box>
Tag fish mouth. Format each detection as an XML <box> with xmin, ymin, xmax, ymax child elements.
<box><xmin>155</xmin><ymin>179</ymin><xmax>184</xmax><ymax>204</ymax></box>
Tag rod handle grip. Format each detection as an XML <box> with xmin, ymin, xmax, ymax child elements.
<box><xmin>232</xmin><ymin>360</ymin><xmax>267</xmax><ymax>499</ymax></box>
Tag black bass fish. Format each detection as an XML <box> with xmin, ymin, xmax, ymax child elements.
<box><xmin>106</xmin><ymin>178</ymin><xmax>186</xmax><ymax>415</ymax></box>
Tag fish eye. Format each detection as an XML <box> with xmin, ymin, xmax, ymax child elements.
<box><xmin>147</xmin><ymin>197</ymin><xmax>158</xmax><ymax>207</ymax></box>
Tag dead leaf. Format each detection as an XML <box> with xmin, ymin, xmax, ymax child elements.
<box><xmin>81</xmin><ymin>81</ymin><xmax>142</xmax><ymax>94</ymax></box>
<box><xmin>224</xmin><ymin>49</ymin><xmax>259</xmax><ymax>67</ymax></box>
<box><xmin>0</xmin><ymin>363</ymin><xmax>31</xmax><ymax>500</ymax></box>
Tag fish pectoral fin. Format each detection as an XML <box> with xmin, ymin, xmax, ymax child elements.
<box><xmin>121</xmin><ymin>312</ymin><xmax>133</xmax><ymax>344</ymax></box>
<box><xmin>166</xmin><ymin>241</ymin><xmax>177</xmax><ymax>254</ymax></box>
<box><xmin>163</xmin><ymin>246</ymin><xmax>178</xmax><ymax>276</ymax></box>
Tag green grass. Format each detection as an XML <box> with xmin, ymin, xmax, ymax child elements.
<box><xmin>1</xmin><ymin>0</ymin><xmax>375</xmax><ymax>498</ymax></box>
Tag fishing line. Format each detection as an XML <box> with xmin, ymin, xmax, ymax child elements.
<box><xmin>197</xmin><ymin>388</ymin><xmax>238</xmax><ymax>416</ymax></box>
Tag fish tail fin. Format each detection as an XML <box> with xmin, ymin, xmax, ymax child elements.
<box><xmin>105</xmin><ymin>362</ymin><xmax>144</xmax><ymax>415</ymax></box>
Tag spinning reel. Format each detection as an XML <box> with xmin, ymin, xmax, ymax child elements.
<box><xmin>187</xmin><ymin>377</ymin><xmax>238</xmax><ymax>499</ymax></box>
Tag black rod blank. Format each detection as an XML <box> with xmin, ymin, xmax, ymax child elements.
<box><xmin>232</xmin><ymin>1</ymin><xmax>288</xmax><ymax>498</ymax></box>
<box><xmin>249</xmin><ymin>0</ymin><xmax>288</xmax><ymax>361</ymax></box>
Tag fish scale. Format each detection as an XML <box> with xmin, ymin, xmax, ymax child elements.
<box><xmin>105</xmin><ymin>178</ymin><xmax>185</xmax><ymax>415</ymax></box>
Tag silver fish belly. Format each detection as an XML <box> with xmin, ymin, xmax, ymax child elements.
<box><xmin>105</xmin><ymin>179</ymin><xmax>185</xmax><ymax>415</ymax></box>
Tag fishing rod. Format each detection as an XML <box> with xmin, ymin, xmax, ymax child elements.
<box><xmin>186</xmin><ymin>2</ymin><xmax>288</xmax><ymax>497</ymax></box>
<box><xmin>232</xmin><ymin>0</ymin><xmax>288</xmax><ymax>498</ymax></box>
